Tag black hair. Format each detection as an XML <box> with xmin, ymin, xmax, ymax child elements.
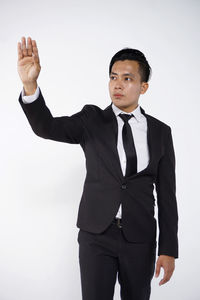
<box><xmin>109</xmin><ymin>48</ymin><xmax>152</xmax><ymax>83</ymax></box>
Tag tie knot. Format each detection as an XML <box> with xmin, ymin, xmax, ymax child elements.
<box><xmin>119</xmin><ymin>113</ymin><xmax>134</xmax><ymax>123</ymax></box>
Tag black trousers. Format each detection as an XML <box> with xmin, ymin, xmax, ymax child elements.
<box><xmin>77</xmin><ymin>218</ymin><xmax>156</xmax><ymax>300</ymax></box>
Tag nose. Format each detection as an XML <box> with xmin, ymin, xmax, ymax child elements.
<box><xmin>114</xmin><ymin>79</ymin><xmax>123</xmax><ymax>90</ymax></box>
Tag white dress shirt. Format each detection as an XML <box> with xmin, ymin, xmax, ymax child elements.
<box><xmin>111</xmin><ymin>102</ymin><xmax>149</xmax><ymax>218</ymax></box>
<box><xmin>21</xmin><ymin>87</ymin><xmax>150</xmax><ymax>219</ymax></box>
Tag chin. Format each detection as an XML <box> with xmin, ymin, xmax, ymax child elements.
<box><xmin>113</xmin><ymin>100</ymin><xmax>127</xmax><ymax>107</ymax></box>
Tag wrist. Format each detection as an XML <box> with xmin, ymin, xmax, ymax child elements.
<box><xmin>23</xmin><ymin>81</ymin><xmax>37</xmax><ymax>96</ymax></box>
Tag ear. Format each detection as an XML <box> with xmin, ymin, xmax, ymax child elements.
<box><xmin>140</xmin><ymin>82</ymin><xmax>149</xmax><ymax>94</ymax></box>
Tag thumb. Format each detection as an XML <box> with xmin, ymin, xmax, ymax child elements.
<box><xmin>155</xmin><ymin>261</ymin><xmax>161</xmax><ymax>278</ymax></box>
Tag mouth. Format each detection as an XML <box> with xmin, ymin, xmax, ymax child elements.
<box><xmin>114</xmin><ymin>94</ymin><xmax>123</xmax><ymax>97</ymax></box>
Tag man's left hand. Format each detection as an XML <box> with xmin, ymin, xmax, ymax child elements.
<box><xmin>155</xmin><ymin>255</ymin><xmax>175</xmax><ymax>285</ymax></box>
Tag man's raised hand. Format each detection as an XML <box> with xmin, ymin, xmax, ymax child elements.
<box><xmin>17</xmin><ymin>36</ymin><xmax>41</xmax><ymax>95</ymax></box>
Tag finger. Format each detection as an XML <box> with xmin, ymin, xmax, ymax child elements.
<box><xmin>21</xmin><ymin>36</ymin><xmax>28</xmax><ymax>56</ymax></box>
<box><xmin>155</xmin><ymin>262</ymin><xmax>161</xmax><ymax>278</ymax></box>
<box><xmin>27</xmin><ymin>37</ymin><xmax>33</xmax><ymax>56</ymax></box>
<box><xmin>159</xmin><ymin>274</ymin><xmax>170</xmax><ymax>285</ymax></box>
<box><xmin>17</xmin><ymin>42</ymin><xmax>23</xmax><ymax>61</ymax></box>
<box><xmin>32</xmin><ymin>40</ymin><xmax>40</xmax><ymax>64</ymax></box>
<box><xmin>159</xmin><ymin>269</ymin><xmax>172</xmax><ymax>286</ymax></box>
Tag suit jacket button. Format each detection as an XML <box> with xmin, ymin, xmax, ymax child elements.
<box><xmin>121</xmin><ymin>184</ymin><xmax>127</xmax><ymax>189</ymax></box>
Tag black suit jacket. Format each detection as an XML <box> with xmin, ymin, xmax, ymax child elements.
<box><xmin>19</xmin><ymin>89</ymin><xmax>179</xmax><ymax>258</ymax></box>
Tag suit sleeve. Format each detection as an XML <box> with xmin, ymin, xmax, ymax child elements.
<box><xmin>18</xmin><ymin>88</ymin><xmax>89</xmax><ymax>145</ymax></box>
<box><xmin>155</xmin><ymin>126</ymin><xmax>179</xmax><ymax>258</ymax></box>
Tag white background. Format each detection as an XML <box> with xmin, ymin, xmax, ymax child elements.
<box><xmin>0</xmin><ymin>0</ymin><xmax>199</xmax><ymax>299</ymax></box>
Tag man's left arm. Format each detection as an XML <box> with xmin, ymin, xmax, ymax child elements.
<box><xmin>155</xmin><ymin>126</ymin><xmax>179</xmax><ymax>285</ymax></box>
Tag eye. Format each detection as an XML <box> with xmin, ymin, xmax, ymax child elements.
<box><xmin>125</xmin><ymin>77</ymin><xmax>131</xmax><ymax>81</ymax></box>
<box><xmin>110</xmin><ymin>76</ymin><xmax>116</xmax><ymax>80</ymax></box>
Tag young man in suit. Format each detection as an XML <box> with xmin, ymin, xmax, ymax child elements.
<box><xmin>17</xmin><ymin>36</ymin><xmax>179</xmax><ymax>300</ymax></box>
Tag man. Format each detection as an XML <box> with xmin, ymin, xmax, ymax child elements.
<box><xmin>17</xmin><ymin>36</ymin><xmax>179</xmax><ymax>300</ymax></box>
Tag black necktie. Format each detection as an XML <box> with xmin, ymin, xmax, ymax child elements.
<box><xmin>119</xmin><ymin>113</ymin><xmax>137</xmax><ymax>176</ymax></box>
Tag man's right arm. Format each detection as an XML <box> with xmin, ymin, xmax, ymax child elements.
<box><xmin>17</xmin><ymin>36</ymin><xmax>89</xmax><ymax>145</ymax></box>
<box><xmin>18</xmin><ymin>87</ymin><xmax>89</xmax><ymax>144</ymax></box>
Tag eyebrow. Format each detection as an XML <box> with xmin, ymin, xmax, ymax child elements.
<box><xmin>110</xmin><ymin>72</ymin><xmax>135</xmax><ymax>78</ymax></box>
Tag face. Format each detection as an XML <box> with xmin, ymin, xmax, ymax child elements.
<box><xmin>108</xmin><ymin>60</ymin><xmax>149</xmax><ymax>113</ymax></box>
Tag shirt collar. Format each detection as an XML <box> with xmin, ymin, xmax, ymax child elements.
<box><xmin>111</xmin><ymin>102</ymin><xmax>143</xmax><ymax>122</ymax></box>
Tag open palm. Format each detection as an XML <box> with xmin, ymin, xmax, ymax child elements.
<box><xmin>17</xmin><ymin>37</ymin><xmax>41</xmax><ymax>84</ymax></box>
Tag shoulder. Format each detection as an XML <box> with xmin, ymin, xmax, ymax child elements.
<box><xmin>82</xmin><ymin>103</ymin><xmax>104</xmax><ymax>117</ymax></box>
<box><xmin>83</xmin><ymin>104</ymin><xmax>102</xmax><ymax>112</ymax></box>
<box><xmin>147</xmin><ymin>114</ymin><xmax>171</xmax><ymax>129</ymax></box>
<box><xmin>140</xmin><ymin>106</ymin><xmax>171</xmax><ymax>129</ymax></box>
<box><xmin>141</xmin><ymin>106</ymin><xmax>172</xmax><ymax>136</ymax></box>
<box><xmin>77</xmin><ymin>104</ymin><xmax>104</xmax><ymax>123</ymax></box>
<box><xmin>143</xmin><ymin>111</ymin><xmax>173</xmax><ymax>142</ymax></box>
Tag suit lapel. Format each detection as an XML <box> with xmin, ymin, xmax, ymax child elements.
<box><xmin>92</xmin><ymin>103</ymin><xmax>122</xmax><ymax>183</ymax></box>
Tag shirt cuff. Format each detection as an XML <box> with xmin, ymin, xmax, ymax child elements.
<box><xmin>21</xmin><ymin>86</ymin><xmax>40</xmax><ymax>104</ymax></box>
